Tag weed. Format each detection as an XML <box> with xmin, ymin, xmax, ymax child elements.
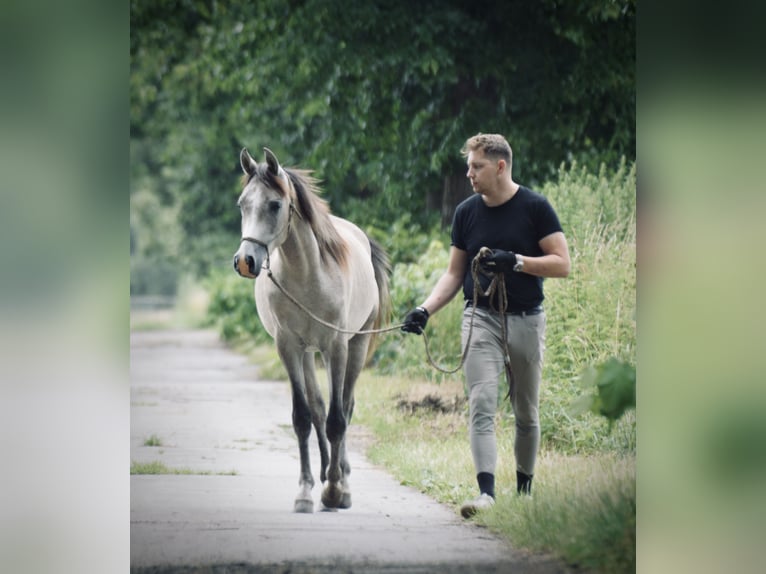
<box><xmin>143</xmin><ymin>434</ymin><xmax>162</xmax><ymax>447</ymax></box>
<box><xmin>130</xmin><ymin>460</ymin><xmax>237</xmax><ymax>476</ymax></box>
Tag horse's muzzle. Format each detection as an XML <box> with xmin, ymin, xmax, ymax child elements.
<box><xmin>233</xmin><ymin>242</ymin><xmax>267</xmax><ymax>279</ymax></box>
<box><xmin>233</xmin><ymin>254</ymin><xmax>258</xmax><ymax>278</ymax></box>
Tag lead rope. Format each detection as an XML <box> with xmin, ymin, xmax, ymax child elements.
<box><xmin>260</xmin><ymin>246</ymin><xmax>511</xmax><ymax>377</ymax></box>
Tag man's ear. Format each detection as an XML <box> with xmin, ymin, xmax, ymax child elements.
<box><xmin>496</xmin><ymin>159</ymin><xmax>507</xmax><ymax>175</ymax></box>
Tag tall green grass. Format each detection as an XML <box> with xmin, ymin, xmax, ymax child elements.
<box><xmin>481</xmin><ymin>452</ymin><xmax>635</xmax><ymax>573</ymax></box>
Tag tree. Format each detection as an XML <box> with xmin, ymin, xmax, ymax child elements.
<box><xmin>131</xmin><ymin>0</ymin><xmax>635</xmax><ymax>266</ymax></box>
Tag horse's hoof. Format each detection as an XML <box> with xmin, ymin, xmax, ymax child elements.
<box><xmin>338</xmin><ymin>491</ymin><xmax>352</xmax><ymax>509</ymax></box>
<box><xmin>294</xmin><ymin>499</ymin><xmax>314</xmax><ymax>513</ymax></box>
<box><xmin>321</xmin><ymin>483</ymin><xmax>343</xmax><ymax>508</ymax></box>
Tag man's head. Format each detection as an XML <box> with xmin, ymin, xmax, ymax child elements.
<box><xmin>461</xmin><ymin>133</ymin><xmax>513</xmax><ymax>195</ymax></box>
<box><xmin>460</xmin><ymin>133</ymin><xmax>513</xmax><ymax>168</ymax></box>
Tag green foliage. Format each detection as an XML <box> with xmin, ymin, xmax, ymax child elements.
<box><xmin>536</xmin><ymin>160</ymin><xmax>636</xmax><ymax>452</ymax></box>
<box><xmin>365</xmin><ymin>214</ymin><xmax>437</xmax><ymax>265</ymax></box>
<box><xmin>572</xmin><ymin>358</ymin><xmax>636</xmax><ymax>425</ymax></box>
<box><xmin>143</xmin><ymin>434</ymin><xmax>162</xmax><ymax>447</ymax></box>
<box><xmin>131</xmin><ymin>0</ymin><xmax>635</xmax><ymax>245</ymax></box>
<box><xmin>374</xmin><ymin>239</ymin><xmax>466</xmax><ymax>381</ymax></box>
<box><xmin>187</xmin><ymin>230</ymin><xmax>241</xmax><ymax>278</ymax></box>
<box><xmin>543</xmin><ymin>158</ymin><xmax>636</xmax><ymax>237</ymax></box>
<box><xmin>203</xmin><ymin>268</ymin><xmax>270</xmax><ymax>344</ymax></box>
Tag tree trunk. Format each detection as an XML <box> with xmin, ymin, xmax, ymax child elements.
<box><xmin>441</xmin><ymin>171</ymin><xmax>472</xmax><ymax>229</ymax></box>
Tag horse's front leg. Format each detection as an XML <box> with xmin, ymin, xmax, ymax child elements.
<box><xmin>277</xmin><ymin>340</ymin><xmax>315</xmax><ymax>513</ymax></box>
<box><xmin>303</xmin><ymin>351</ymin><xmax>329</xmax><ymax>484</ymax></box>
<box><xmin>320</xmin><ymin>340</ymin><xmax>349</xmax><ymax>510</ymax></box>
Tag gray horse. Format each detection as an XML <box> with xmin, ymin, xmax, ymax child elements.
<box><xmin>233</xmin><ymin>147</ymin><xmax>391</xmax><ymax>513</ymax></box>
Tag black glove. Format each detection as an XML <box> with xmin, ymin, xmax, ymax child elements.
<box><xmin>479</xmin><ymin>249</ymin><xmax>517</xmax><ymax>273</ymax></box>
<box><xmin>401</xmin><ymin>306</ymin><xmax>429</xmax><ymax>335</ymax></box>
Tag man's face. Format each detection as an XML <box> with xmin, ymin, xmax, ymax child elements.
<box><xmin>466</xmin><ymin>149</ymin><xmax>498</xmax><ymax>194</ymax></box>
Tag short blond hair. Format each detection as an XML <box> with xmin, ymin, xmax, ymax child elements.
<box><xmin>460</xmin><ymin>133</ymin><xmax>513</xmax><ymax>166</ymax></box>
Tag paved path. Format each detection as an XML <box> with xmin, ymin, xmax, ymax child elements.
<box><xmin>130</xmin><ymin>329</ymin><xmax>570</xmax><ymax>573</ymax></box>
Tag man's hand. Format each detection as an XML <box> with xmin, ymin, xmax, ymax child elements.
<box><xmin>479</xmin><ymin>249</ymin><xmax>517</xmax><ymax>273</ymax></box>
<box><xmin>401</xmin><ymin>306</ymin><xmax>429</xmax><ymax>335</ymax></box>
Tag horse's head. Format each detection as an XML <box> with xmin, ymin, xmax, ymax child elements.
<box><xmin>233</xmin><ymin>147</ymin><xmax>294</xmax><ymax>279</ymax></box>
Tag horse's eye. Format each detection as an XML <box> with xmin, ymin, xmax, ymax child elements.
<box><xmin>268</xmin><ymin>200</ymin><xmax>282</xmax><ymax>213</ymax></box>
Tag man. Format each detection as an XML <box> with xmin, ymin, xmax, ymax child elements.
<box><xmin>402</xmin><ymin>133</ymin><xmax>570</xmax><ymax>518</ymax></box>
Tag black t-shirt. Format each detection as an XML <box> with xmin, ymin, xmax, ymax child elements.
<box><xmin>451</xmin><ymin>187</ymin><xmax>563</xmax><ymax>311</ymax></box>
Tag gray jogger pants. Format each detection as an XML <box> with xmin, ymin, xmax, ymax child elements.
<box><xmin>460</xmin><ymin>305</ymin><xmax>546</xmax><ymax>477</ymax></box>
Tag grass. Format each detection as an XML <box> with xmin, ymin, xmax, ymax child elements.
<box><xmin>352</xmin><ymin>370</ymin><xmax>635</xmax><ymax>574</ymax></box>
<box><xmin>143</xmin><ymin>434</ymin><xmax>162</xmax><ymax>447</ymax></box>
<box><xmin>130</xmin><ymin>460</ymin><xmax>237</xmax><ymax>476</ymax></box>
<box><xmin>480</xmin><ymin>452</ymin><xmax>635</xmax><ymax>573</ymax></box>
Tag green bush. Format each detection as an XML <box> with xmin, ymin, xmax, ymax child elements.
<box><xmin>203</xmin><ymin>268</ymin><xmax>271</xmax><ymax>344</ymax></box>
<box><xmin>188</xmin><ymin>231</ymin><xmax>241</xmax><ymax>278</ymax></box>
<box><xmin>366</xmin><ymin>214</ymin><xmax>437</xmax><ymax>265</ymax></box>
<box><xmin>375</xmin><ymin>238</ymin><xmax>465</xmax><ymax>381</ymax></box>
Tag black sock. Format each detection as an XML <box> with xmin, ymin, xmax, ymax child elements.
<box><xmin>477</xmin><ymin>472</ymin><xmax>495</xmax><ymax>498</ymax></box>
<box><xmin>516</xmin><ymin>471</ymin><xmax>533</xmax><ymax>494</ymax></box>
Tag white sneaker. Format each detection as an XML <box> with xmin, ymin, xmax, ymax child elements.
<box><xmin>460</xmin><ymin>493</ymin><xmax>495</xmax><ymax>518</ymax></box>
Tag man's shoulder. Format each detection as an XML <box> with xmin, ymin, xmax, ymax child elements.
<box><xmin>517</xmin><ymin>185</ymin><xmax>547</xmax><ymax>203</ymax></box>
<box><xmin>455</xmin><ymin>194</ymin><xmax>482</xmax><ymax>213</ymax></box>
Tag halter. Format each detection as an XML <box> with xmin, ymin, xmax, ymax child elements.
<box><xmin>240</xmin><ymin>201</ymin><xmax>302</xmax><ymax>271</ymax></box>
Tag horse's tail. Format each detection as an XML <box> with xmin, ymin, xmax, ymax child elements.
<box><xmin>366</xmin><ymin>236</ymin><xmax>392</xmax><ymax>364</ymax></box>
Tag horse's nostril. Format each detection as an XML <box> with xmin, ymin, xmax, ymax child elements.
<box><xmin>233</xmin><ymin>255</ymin><xmax>239</xmax><ymax>272</ymax></box>
<box><xmin>246</xmin><ymin>255</ymin><xmax>255</xmax><ymax>275</ymax></box>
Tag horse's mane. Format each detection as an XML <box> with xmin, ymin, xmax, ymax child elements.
<box><xmin>284</xmin><ymin>168</ymin><xmax>348</xmax><ymax>268</ymax></box>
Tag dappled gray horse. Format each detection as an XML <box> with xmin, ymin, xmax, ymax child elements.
<box><xmin>233</xmin><ymin>147</ymin><xmax>390</xmax><ymax>512</ymax></box>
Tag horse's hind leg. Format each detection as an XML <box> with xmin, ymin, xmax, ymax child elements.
<box><xmin>303</xmin><ymin>352</ymin><xmax>329</xmax><ymax>484</ymax></box>
<box><xmin>277</xmin><ymin>341</ymin><xmax>315</xmax><ymax>513</ymax></box>
<box><xmin>320</xmin><ymin>332</ymin><xmax>371</xmax><ymax>510</ymax></box>
<box><xmin>321</xmin><ymin>339</ymin><xmax>350</xmax><ymax>509</ymax></box>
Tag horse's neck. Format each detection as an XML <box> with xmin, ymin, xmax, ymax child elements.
<box><xmin>275</xmin><ymin>219</ymin><xmax>322</xmax><ymax>277</ymax></box>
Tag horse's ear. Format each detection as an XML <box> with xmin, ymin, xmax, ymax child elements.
<box><xmin>240</xmin><ymin>148</ymin><xmax>257</xmax><ymax>177</ymax></box>
<box><xmin>264</xmin><ymin>147</ymin><xmax>281</xmax><ymax>176</ymax></box>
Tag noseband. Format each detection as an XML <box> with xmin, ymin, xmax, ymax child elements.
<box><xmin>240</xmin><ymin>202</ymin><xmax>301</xmax><ymax>271</ymax></box>
<box><xmin>240</xmin><ymin>236</ymin><xmax>269</xmax><ymax>249</ymax></box>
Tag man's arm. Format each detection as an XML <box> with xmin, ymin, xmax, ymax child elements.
<box><xmin>517</xmin><ymin>231</ymin><xmax>571</xmax><ymax>278</ymax></box>
<box><xmin>420</xmin><ymin>246</ymin><xmax>469</xmax><ymax>315</ymax></box>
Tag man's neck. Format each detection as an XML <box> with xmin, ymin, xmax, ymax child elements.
<box><xmin>481</xmin><ymin>180</ymin><xmax>520</xmax><ymax>207</ymax></box>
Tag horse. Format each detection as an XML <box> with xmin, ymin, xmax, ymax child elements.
<box><xmin>233</xmin><ymin>147</ymin><xmax>391</xmax><ymax>513</ymax></box>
